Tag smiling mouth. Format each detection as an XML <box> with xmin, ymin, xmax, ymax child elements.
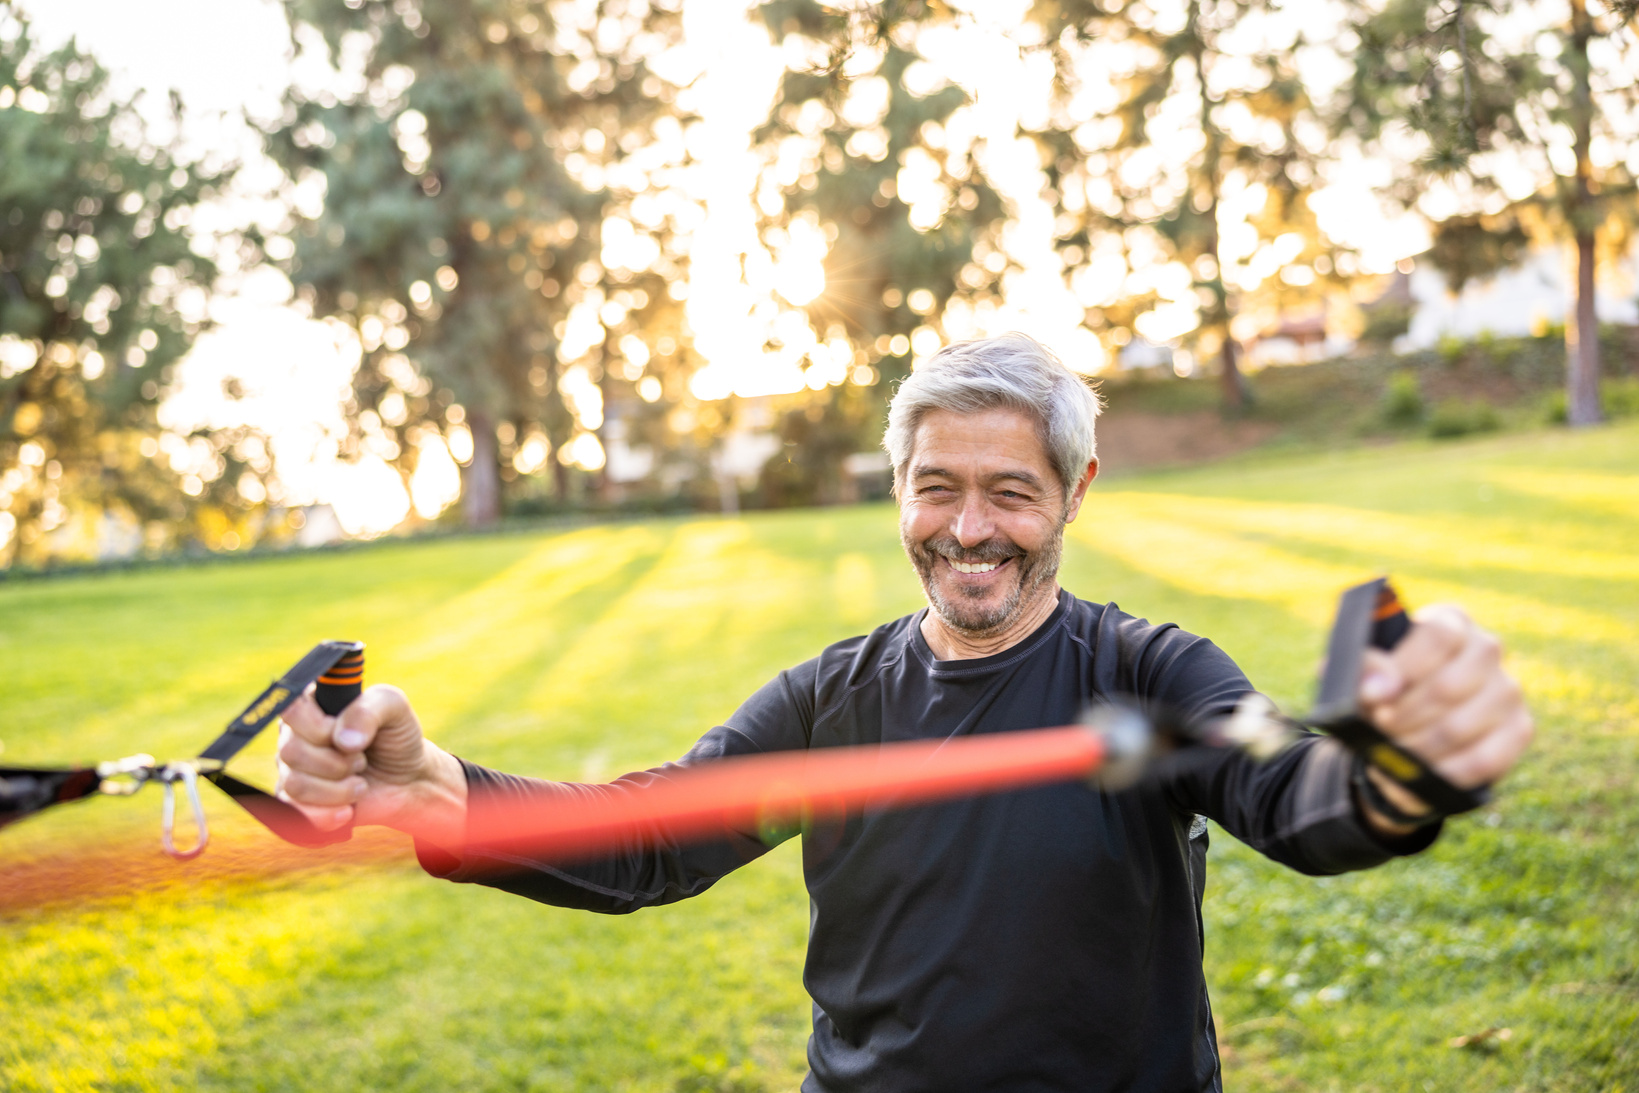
<box><xmin>944</xmin><ymin>556</ymin><xmax>1011</xmax><ymax>575</ymax></box>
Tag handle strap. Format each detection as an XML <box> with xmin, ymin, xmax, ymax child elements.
<box><xmin>1308</xmin><ymin>578</ymin><xmax>1490</xmax><ymax>817</ymax></box>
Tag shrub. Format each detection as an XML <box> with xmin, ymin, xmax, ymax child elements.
<box><xmin>1544</xmin><ymin>378</ymin><xmax>1639</xmax><ymax>424</ymax></box>
<box><xmin>1544</xmin><ymin>390</ymin><xmax>1568</xmax><ymax>424</ymax></box>
<box><xmin>1428</xmin><ymin>398</ymin><xmax>1500</xmax><ymax>438</ymax></box>
<box><xmin>1359</xmin><ymin>300</ymin><xmax>1413</xmax><ymax>347</ymax></box>
<box><xmin>1381</xmin><ymin>370</ymin><xmax>1425</xmax><ymax>426</ymax></box>
<box><xmin>1604</xmin><ymin>377</ymin><xmax>1639</xmax><ymax>417</ymax></box>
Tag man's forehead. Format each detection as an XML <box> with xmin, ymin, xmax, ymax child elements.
<box><xmin>907</xmin><ymin>407</ymin><xmax>1053</xmax><ymax>477</ymax></box>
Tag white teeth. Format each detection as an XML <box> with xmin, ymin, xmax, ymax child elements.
<box><xmin>950</xmin><ymin>559</ymin><xmax>999</xmax><ymax>574</ymax></box>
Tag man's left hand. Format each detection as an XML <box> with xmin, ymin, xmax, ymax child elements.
<box><xmin>1354</xmin><ymin>604</ymin><xmax>1533</xmax><ymax>835</ymax></box>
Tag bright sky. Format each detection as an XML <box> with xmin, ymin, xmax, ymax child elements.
<box><xmin>22</xmin><ymin>0</ymin><xmax>1429</xmax><ymax>536</ymax></box>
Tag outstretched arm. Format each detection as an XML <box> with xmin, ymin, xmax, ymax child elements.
<box><xmin>275</xmin><ymin>668</ymin><xmax>811</xmax><ymax>912</ymax></box>
<box><xmin>1151</xmin><ymin>602</ymin><xmax>1531</xmax><ymax>872</ymax></box>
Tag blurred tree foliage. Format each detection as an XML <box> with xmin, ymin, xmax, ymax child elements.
<box><xmin>748</xmin><ymin>0</ymin><xmax>1010</xmax><ymax>502</ymax></box>
<box><xmin>263</xmin><ymin>0</ymin><xmax>691</xmax><ymax>527</ymax></box>
<box><xmin>0</xmin><ymin>10</ymin><xmax>251</xmax><ymax>568</ymax></box>
<box><xmin>1027</xmin><ymin>0</ymin><xmax>1352</xmax><ymax>410</ymax></box>
<box><xmin>1341</xmin><ymin>0</ymin><xmax>1639</xmax><ymax>425</ymax></box>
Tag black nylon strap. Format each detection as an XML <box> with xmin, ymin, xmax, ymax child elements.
<box><xmin>197</xmin><ymin>641</ymin><xmax>359</xmax><ymax>763</ymax></box>
<box><xmin>204</xmin><ymin>770</ymin><xmax>354</xmax><ymax>848</ymax></box>
<box><xmin>1308</xmin><ymin>578</ymin><xmax>1491</xmax><ymax>817</ymax></box>
<box><xmin>195</xmin><ymin>641</ymin><xmax>364</xmax><ymax>847</ymax></box>
<box><xmin>0</xmin><ymin>767</ymin><xmax>101</xmax><ymax>830</ymax></box>
<box><xmin>1350</xmin><ymin>753</ymin><xmax>1442</xmax><ymax>828</ymax></box>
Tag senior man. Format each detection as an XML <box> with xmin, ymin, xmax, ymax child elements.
<box><xmin>278</xmin><ymin>333</ymin><xmax>1531</xmax><ymax>1092</ymax></box>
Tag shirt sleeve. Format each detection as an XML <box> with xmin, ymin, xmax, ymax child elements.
<box><xmin>415</xmin><ymin>663</ymin><xmax>818</xmax><ymax>913</ymax></box>
<box><xmin>1117</xmin><ymin>614</ymin><xmax>1440</xmax><ymax>875</ymax></box>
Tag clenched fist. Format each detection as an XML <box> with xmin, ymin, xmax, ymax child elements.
<box><xmin>1355</xmin><ymin>604</ymin><xmax>1533</xmax><ymax>833</ymax></box>
<box><xmin>277</xmin><ymin>684</ymin><xmax>467</xmax><ymax>849</ymax></box>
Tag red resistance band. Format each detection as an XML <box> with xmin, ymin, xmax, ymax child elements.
<box><xmin>463</xmin><ymin>725</ymin><xmax>1109</xmax><ymax>862</ymax></box>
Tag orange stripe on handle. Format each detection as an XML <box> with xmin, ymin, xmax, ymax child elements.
<box><xmin>1372</xmin><ymin>587</ymin><xmax>1404</xmax><ymax>621</ymax></box>
<box><xmin>315</xmin><ymin>644</ymin><xmax>365</xmax><ymax>716</ymax></box>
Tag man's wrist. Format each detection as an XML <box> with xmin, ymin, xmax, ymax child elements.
<box><xmin>1352</xmin><ymin>757</ymin><xmax>1437</xmax><ymax>837</ymax></box>
<box><xmin>402</xmin><ymin>743</ymin><xmax>468</xmax><ymax>850</ymax></box>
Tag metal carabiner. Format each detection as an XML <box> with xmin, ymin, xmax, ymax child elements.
<box><xmin>96</xmin><ymin>753</ymin><xmax>156</xmax><ymax>796</ymax></box>
<box><xmin>159</xmin><ymin>764</ymin><xmax>209</xmax><ymax>860</ymax></box>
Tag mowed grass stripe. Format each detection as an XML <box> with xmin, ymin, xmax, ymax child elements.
<box><xmin>3</xmin><ymin>420</ymin><xmax>1637</xmax><ymax>1090</ymax></box>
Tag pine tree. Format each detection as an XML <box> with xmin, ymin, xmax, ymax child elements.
<box><xmin>264</xmin><ymin>0</ymin><xmax>689</xmax><ymax>526</ymax></box>
<box><xmin>0</xmin><ymin>11</ymin><xmax>241</xmax><ymax>567</ymax></box>
<box><xmin>1342</xmin><ymin>0</ymin><xmax>1639</xmax><ymax>425</ymax></box>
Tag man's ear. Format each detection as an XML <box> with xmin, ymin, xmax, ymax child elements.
<box><xmin>1063</xmin><ymin>458</ymin><xmax>1099</xmax><ymax>524</ymax></box>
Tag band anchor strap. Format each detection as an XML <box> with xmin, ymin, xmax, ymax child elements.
<box><xmin>0</xmin><ymin>641</ymin><xmax>366</xmax><ymax>858</ymax></box>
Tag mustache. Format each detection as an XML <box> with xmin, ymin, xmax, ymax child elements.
<box><xmin>917</xmin><ymin>536</ymin><xmax>1024</xmax><ymax>565</ymax></box>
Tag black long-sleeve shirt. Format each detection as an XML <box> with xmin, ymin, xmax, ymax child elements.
<box><xmin>419</xmin><ymin>591</ymin><xmax>1437</xmax><ymax>1092</ymax></box>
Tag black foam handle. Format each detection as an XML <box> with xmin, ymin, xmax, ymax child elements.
<box><xmin>314</xmin><ymin>642</ymin><xmax>365</xmax><ymax>716</ymax></box>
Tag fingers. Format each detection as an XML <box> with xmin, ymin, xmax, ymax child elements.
<box><xmin>280</xmin><ymin>726</ymin><xmax>368</xmax><ymax>781</ymax></box>
<box><xmin>1353</xmin><ymin>602</ymin><xmax>1533</xmax><ymax>799</ymax></box>
<box><xmin>275</xmin><ymin>683</ymin><xmax>429</xmax><ymax>832</ymax></box>
<box><xmin>1396</xmin><ymin>665</ymin><xmax>1521</xmax><ymax>765</ymax></box>
<box><xmin>1435</xmin><ymin>704</ymin><xmax>1535</xmax><ymax>788</ymax></box>
<box><xmin>1375</xmin><ymin>624</ymin><xmax>1503</xmax><ymax>740</ymax></box>
<box><xmin>277</xmin><ymin>686</ymin><xmax>371</xmax><ymax>826</ymax></box>
<box><xmin>1357</xmin><ymin>606</ymin><xmax>1471</xmax><ymax>712</ymax></box>
<box><xmin>275</xmin><ymin>721</ymin><xmax>358</xmax><ymax>832</ymax></box>
<box><xmin>279</xmin><ymin>767</ymin><xmax>368</xmax><ymax>808</ymax></box>
<box><xmin>279</xmin><ymin>687</ymin><xmax>334</xmax><ymax>747</ymax></box>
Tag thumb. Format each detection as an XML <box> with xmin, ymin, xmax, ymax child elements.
<box><xmin>336</xmin><ymin>684</ymin><xmax>425</xmax><ymax>783</ymax></box>
<box><xmin>1358</xmin><ymin>648</ymin><xmax>1403</xmax><ymax>707</ymax></box>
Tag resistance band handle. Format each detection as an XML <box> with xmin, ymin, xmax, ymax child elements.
<box><xmin>314</xmin><ymin>642</ymin><xmax>365</xmax><ymax>716</ymax></box>
<box><xmin>1309</xmin><ymin>578</ymin><xmax>1490</xmax><ymax>817</ymax></box>
<box><xmin>196</xmin><ymin>639</ymin><xmax>365</xmax><ymax>850</ymax></box>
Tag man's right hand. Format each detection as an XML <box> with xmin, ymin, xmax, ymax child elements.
<box><xmin>276</xmin><ymin>684</ymin><xmax>467</xmax><ymax>850</ymax></box>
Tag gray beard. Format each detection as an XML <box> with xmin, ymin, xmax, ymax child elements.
<box><xmin>902</xmin><ymin>521</ymin><xmax>1065</xmax><ymax>638</ymax></box>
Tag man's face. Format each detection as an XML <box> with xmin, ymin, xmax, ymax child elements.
<box><xmin>898</xmin><ymin>407</ymin><xmax>1092</xmax><ymax>637</ymax></box>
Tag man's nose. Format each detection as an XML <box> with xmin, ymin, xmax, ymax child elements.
<box><xmin>950</xmin><ymin>493</ymin><xmax>996</xmax><ymax>548</ymax></box>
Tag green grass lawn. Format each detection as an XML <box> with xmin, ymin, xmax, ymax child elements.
<box><xmin>3</xmin><ymin>422</ymin><xmax>1637</xmax><ymax>1092</ymax></box>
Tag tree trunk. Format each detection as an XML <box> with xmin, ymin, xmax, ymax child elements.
<box><xmin>1191</xmin><ymin>1</ymin><xmax>1250</xmax><ymax>414</ymax></box>
<box><xmin>462</xmin><ymin>409</ymin><xmax>502</xmax><ymax>527</ymax></box>
<box><xmin>1565</xmin><ymin>0</ymin><xmax>1603</xmax><ymax>426</ymax></box>
<box><xmin>552</xmin><ymin>456</ymin><xmax>570</xmax><ymax>505</ymax></box>
<box><xmin>717</xmin><ymin>472</ymin><xmax>739</xmax><ymax>516</ymax></box>
<box><xmin>1219</xmin><ymin>336</ymin><xmax>1250</xmax><ymax>411</ymax></box>
<box><xmin>1567</xmin><ymin>233</ymin><xmax>1602</xmax><ymax>425</ymax></box>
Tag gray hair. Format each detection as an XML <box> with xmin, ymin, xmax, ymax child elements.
<box><xmin>883</xmin><ymin>332</ymin><xmax>1102</xmax><ymax>496</ymax></box>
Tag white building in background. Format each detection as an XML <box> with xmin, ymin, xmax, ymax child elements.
<box><xmin>293</xmin><ymin>504</ymin><xmax>344</xmax><ymax>547</ymax></box>
<box><xmin>709</xmin><ymin>398</ymin><xmax>781</xmax><ymax>513</ymax></box>
<box><xmin>600</xmin><ymin>417</ymin><xmax>656</xmax><ymax>485</ymax></box>
<box><xmin>1237</xmin><ymin>243</ymin><xmax>1639</xmax><ymax>368</ymax></box>
<box><xmin>1399</xmin><ymin>246</ymin><xmax>1639</xmax><ymax>350</ymax></box>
